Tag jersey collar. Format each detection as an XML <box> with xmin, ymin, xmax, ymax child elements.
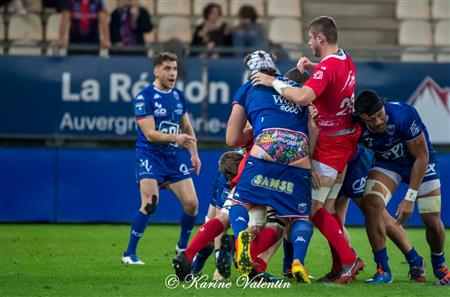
<box><xmin>322</xmin><ymin>49</ymin><xmax>346</xmax><ymax>62</ymax></box>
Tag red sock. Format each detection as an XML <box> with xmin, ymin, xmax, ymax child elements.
<box><xmin>184</xmin><ymin>218</ymin><xmax>224</xmax><ymax>262</ymax></box>
<box><xmin>329</xmin><ymin>213</ymin><xmax>344</xmax><ymax>273</ymax></box>
<box><xmin>312</xmin><ymin>208</ymin><xmax>355</xmax><ymax>266</ymax></box>
<box><xmin>250</xmin><ymin>227</ymin><xmax>278</xmax><ymax>260</ymax></box>
<box><xmin>254</xmin><ymin>257</ymin><xmax>268</xmax><ymax>272</ymax></box>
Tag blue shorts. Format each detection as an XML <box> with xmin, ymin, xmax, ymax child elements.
<box><xmin>135</xmin><ymin>148</ymin><xmax>192</xmax><ymax>184</ymax></box>
<box><xmin>232</xmin><ymin>156</ymin><xmax>311</xmax><ymax>218</ymax></box>
<box><xmin>371</xmin><ymin>157</ymin><xmax>440</xmax><ymax>185</ymax></box>
<box><xmin>210</xmin><ymin>172</ymin><xmax>231</xmax><ymax>209</ymax></box>
<box><xmin>340</xmin><ymin>146</ymin><xmax>373</xmax><ymax>199</ymax></box>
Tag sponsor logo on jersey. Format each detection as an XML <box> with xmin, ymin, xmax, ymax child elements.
<box><xmin>179</xmin><ymin>164</ymin><xmax>190</xmax><ymax>175</ymax></box>
<box><xmin>381</xmin><ymin>142</ymin><xmax>405</xmax><ymax>160</ymax></box>
<box><xmin>251</xmin><ymin>174</ymin><xmax>294</xmax><ymax>194</ymax></box>
<box><xmin>139</xmin><ymin>159</ymin><xmax>152</xmax><ymax>172</ymax></box>
<box><xmin>173</xmin><ymin>91</ymin><xmax>180</xmax><ymax>100</ymax></box>
<box><xmin>424</xmin><ymin>163</ymin><xmax>437</xmax><ymax>177</ymax></box>
<box><xmin>409</xmin><ymin>120</ymin><xmax>420</xmax><ymax>137</ymax></box>
<box><xmin>298</xmin><ymin>203</ymin><xmax>307</xmax><ymax>214</ymax></box>
<box><xmin>387</xmin><ymin>124</ymin><xmax>396</xmax><ymax>135</ymax></box>
<box><xmin>313</xmin><ymin>70</ymin><xmax>323</xmax><ymax>80</ymax></box>
<box><xmin>154</xmin><ymin>102</ymin><xmax>167</xmax><ymax>116</ymax></box>
<box><xmin>135</xmin><ymin>102</ymin><xmax>146</xmax><ymax>116</ymax></box>
<box><xmin>154</xmin><ymin>93</ymin><xmax>161</xmax><ymax>99</ymax></box>
<box><xmin>352</xmin><ymin>177</ymin><xmax>367</xmax><ymax>193</ymax></box>
<box><xmin>136</xmin><ymin>94</ymin><xmax>144</xmax><ymax>101</ymax></box>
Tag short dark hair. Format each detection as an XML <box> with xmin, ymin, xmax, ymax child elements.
<box><xmin>203</xmin><ymin>3</ymin><xmax>222</xmax><ymax>19</ymax></box>
<box><xmin>355</xmin><ymin>90</ymin><xmax>384</xmax><ymax>116</ymax></box>
<box><xmin>153</xmin><ymin>52</ymin><xmax>178</xmax><ymax>69</ymax></box>
<box><xmin>219</xmin><ymin>151</ymin><xmax>244</xmax><ymax>181</ymax></box>
<box><xmin>238</xmin><ymin>5</ymin><xmax>258</xmax><ymax>23</ymax></box>
<box><xmin>309</xmin><ymin>16</ymin><xmax>338</xmax><ymax>44</ymax></box>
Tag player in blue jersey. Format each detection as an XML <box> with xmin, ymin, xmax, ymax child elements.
<box><xmin>122</xmin><ymin>52</ymin><xmax>201</xmax><ymax>265</ymax></box>
<box><xmin>226</xmin><ymin>50</ymin><xmax>322</xmax><ymax>284</ymax></box>
<box><xmin>355</xmin><ymin>90</ymin><xmax>449</xmax><ymax>285</ymax></box>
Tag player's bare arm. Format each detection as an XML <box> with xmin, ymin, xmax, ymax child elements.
<box><xmin>307</xmin><ymin>108</ymin><xmax>321</xmax><ymax>189</ymax></box>
<box><xmin>396</xmin><ymin>133</ymin><xmax>429</xmax><ymax>225</ymax></box>
<box><xmin>137</xmin><ymin>115</ymin><xmax>196</xmax><ymax>148</ymax></box>
<box><xmin>226</xmin><ymin>104</ymin><xmax>250</xmax><ymax>147</ymax></box>
<box><xmin>181</xmin><ymin>113</ymin><xmax>201</xmax><ymax>175</ymax></box>
<box><xmin>297</xmin><ymin>56</ymin><xmax>318</xmax><ymax>74</ymax></box>
<box><xmin>251</xmin><ymin>72</ymin><xmax>317</xmax><ymax>106</ymax></box>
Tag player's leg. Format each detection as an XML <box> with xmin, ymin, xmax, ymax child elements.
<box><xmin>191</xmin><ymin>205</ymin><xmax>217</xmax><ymax>276</ymax></box>
<box><xmin>353</xmin><ymin>196</ymin><xmax>425</xmax><ymax>282</ymax></box>
<box><xmin>360</xmin><ymin>169</ymin><xmax>398</xmax><ymax>284</ymax></box>
<box><xmin>122</xmin><ymin>178</ymin><xmax>159</xmax><ymax>265</ymax></box>
<box><xmin>417</xmin><ymin>186</ymin><xmax>450</xmax><ymax>285</ymax></box>
<box><xmin>310</xmin><ymin>161</ymin><xmax>360</xmax><ymax>283</ymax></box>
<box><xmin>290</xmin><ymin>218</ymin><xmax>314</xmax><ymax>283</ymax></box>
<box><xmin>167</xmin><ymin>178</ymin><xmax>199</xmax><ymax>252</ymax></box>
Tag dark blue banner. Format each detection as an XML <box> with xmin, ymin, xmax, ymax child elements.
<box><xmin>0</xmin><ymin>57</ymin><xmax>449</xmax><ymax>142</ymax></box>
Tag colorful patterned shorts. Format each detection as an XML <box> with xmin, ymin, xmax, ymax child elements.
<box><xmin>255</xmin><ymin>128</ymin><xmax>309</xmax><ymax>164</ymax></box>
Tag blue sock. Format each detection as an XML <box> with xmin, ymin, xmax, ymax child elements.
<box><xmin>282</xmin><ymin>239</ymin><xmax>293</xmax><ymax>273</ymax></box>
<box><xmin>431</xmin><ymin>251</ymin><xmax>446</xmax><ymax>278</ymax></box>
<box><xmin>405</xmin><ymin>247</ymin><xmax>422</xmax><ymax>267</ymax></box>
<box><xmin>229</xmin><ymin>204</ymin><xmax>249</xmax><ymax>238</ymax></box>
<box><xmin>373</xmin><ymin>247</ymin><xmax>391</xmax><ymax>273</ymax></box>
<box><xmin>291</xmin><ymin>220</ymin><xmax>313</xmax><ymax>265</ymax></box>
<box><xmin>178</xmin><ymin>212</ymin><xmax>197</xmax><ymax>249</ymax></box>
<box><xmin>126</xmin><ymin>210</ymin><xmax>149</xmax><ymax>255</ymax></box>
<box><xmin>192</xmin><ymin>243</ymin><xmax>214</xmax><ymax>274</ymax></box>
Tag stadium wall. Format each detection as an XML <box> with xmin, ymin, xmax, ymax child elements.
<box><xmin>0</xmin><ymin>147</ymin><xmax>449</xmax><ymax>227</ymax></box>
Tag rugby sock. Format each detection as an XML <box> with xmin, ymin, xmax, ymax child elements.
<box><xmin>405</xmin><ymin>247</ymin><xmax>422</xmax><ymax>267</ymax></box>
<box><xmin>250</xmin><ymin>227</ymin><xmax>278</xmax><ymax>259</ymax></box>
<box><xmin>329</xmin><ymin>213</ymin><xmax>344</xmax><ymax>273</ymax></box>
<box><xmin>125</xmin><ymin>210</ymin><xmax>149</xmax><ymax>255</ymax></box>
<box><xmin>431</xmin><ymin>251</ymin><xmax>447</xmax><ymax>279</ymax></box>
<box><xmin>177</xmin><ymin>212</ymin><xmax>197</xmax><ymax>250</ymax></box>
<box><xmin>184</xmin><ymin>218</ymin><xmax>224</xmax><ymax>262</ymax></box>
<box><xmin>229</xmin><ymin>204</ymin><xmax>249</xmax><ymax>239</ymax></box>
<box><xmin>282</xmin><ymin>239</ymin><xmax>294</xmax><ymax>273</ymax></box>
<box><xmin>311</xmin><ymin>208</ymin><xmax>355</xmax><ymax>266</ymax></box>
<box><xmin>291</xmin><ymin>220</ymin><xmax>313</xmax><ymax>265</ymax></box>
<box><xmin>373</xmin><ymin>247</ymin><xmax>391</xmax><ymax>273</ymax></box>
<box><xmin>191</xmin><ymin>243</ymin><xmax>214</xmax><ymax>273</ymax></box>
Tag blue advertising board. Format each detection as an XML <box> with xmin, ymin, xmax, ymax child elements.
<box><xmin>0</xmin><ymin>57</ymin><xmax>449</xmax><ymax>142</ymax></box>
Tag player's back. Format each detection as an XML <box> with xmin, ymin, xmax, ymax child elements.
<box><xmin>305</xmin><ymin>49</ymin><xmax>356</xmax><ymax>134</ymax></box>
<box><xmin>234</xmin><ymin>76</ymin><xmax>309</xmax><ymax>138</ymax></box>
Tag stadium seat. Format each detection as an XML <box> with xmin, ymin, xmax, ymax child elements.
<box><xmin>157</xmin><ymin>0</ymin><xmax>190</xmax><ymax>15</ymax></box>
<box><xmin>434</xmin><ymin>20</ymin><xmax>450</xmax><ymax>46</ymax></box>
<box><xmin>45</xmin><ymin>13</ymin><xmax>61</xmax><ymax>42</ymax></box>
<box><xmin>401</xmin><ymin>50</ymin><xmax>434</xmax><ymax>62</ymax></box>
<box><xmin>269</xmin><ymin>18</ymin><xmax>302</xmax><ymax>45</ymax></box>
<box><xmin>9</xmin><ymin>43</ymin><xmax>42</xmax><ymax>55</ymax></box>
<box><xmin>0</xmin><ymin>15</ymin><xmax>4</xmax><ymax>41</ymax></box>
<box><xmin>193</xmin><ymin>0</ymin><xmax>228</xmax><ymax>16</ymax></box>
<box><xmin>399</xmin><ymin>20</ymin><xmax>432</xmax><ymax>46</ymax></box>
<box><xmin>431</xmin><ymin>0</ymin><xmax>450</xmax><ymax>19</ymax></box>
<box><xmin>436</xmin><ymin>48</ymin><xmax>450</xmax><ymax>62</ymax></box>
<box><xmin>267</xmin><ymin>0</ymin><xmax>301</xmax><ymax>17</ymax></box>
<box><xmin>157</xmin><ymin>16</ymin><xmax>191</xmax><ymax>43</ymax></box>
<box><xmin>231</xmin><ymin>0</ymin><xmax>265</xmax><ymax>17</ymax></box>
<box><xmin>104</xmin><ymin>0</ymin><xmax>119</xmax><ymax>13</ymax></box>
<box><xmin>396</xmin><ymin>0</ymin><xmax>430</xmax><ymax>19</ymax></box>
<box><xmin>137</xmin><ymin>0</ymin><xmax>155</xmax><ymax>14</ymax></box>
<box><xmin>8</xmin><ymin>13</ymin><xmax>42</xmax><ymax>41</ymax></box>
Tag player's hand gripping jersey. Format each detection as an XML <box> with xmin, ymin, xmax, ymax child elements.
<box><xmin>134</xmin><ymin>83</ymin><xmax>187</xmax><ymax>154</ymax></box>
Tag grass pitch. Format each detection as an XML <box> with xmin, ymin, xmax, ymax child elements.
<box><xmin>1</xmin><ymin>224</ymin><xmax>449</xmax><ymax>297</ymax></box>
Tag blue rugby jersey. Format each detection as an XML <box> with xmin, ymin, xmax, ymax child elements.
<box><xmin>359</xmin><ymin>102</ymin><xmax>437</xmax><ymax>167</ymax></box>
<box><xmin>134</xmin><ymin>83</ymin><xmax>187</xmax><ymax>154</ymax></box>
<box><xmin>232</xmin><ymin>75</ymin><xmax>309</xmax><ymax>139</ymax></box>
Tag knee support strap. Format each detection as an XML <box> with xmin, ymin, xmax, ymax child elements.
<box><xmin>363</xmin><ymin>179</ymin><xmax>392</xmax><ymax>205</ymax></box>
<box><xmin>144</xmin><ymin>195</ymin><xmax>158</xmax><ymax>215</ymax></box>
<box><xmin>417</xmin><ymin>196</ymin><xmax>441</xmax><ymax>214</ymax></box>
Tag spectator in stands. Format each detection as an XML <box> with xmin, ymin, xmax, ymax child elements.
<box><xmin>56</xmin><ymin>0</ymin><xmax>111</xmax><ymax>55</ymax></box>
<box><xmin>0</xmin><ymin>0</ymin><xmax>26</xmax><ymax>14</ymax></box>
<box><xmin>109</xmin><ymin>0</ymin><xmax>153</xmax><ymax>56</ymax></box>
<box><xmin>191</xmin><ymin>2</ymin><xmax>232</xmax><ymax>58</ymax></box>
<box><xmin>232</xmin><ymin>5</ymin><xmax>267</xmax><ymax>56</ymax></box>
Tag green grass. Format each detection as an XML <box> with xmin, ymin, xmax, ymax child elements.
<box><xmin>1</xmin><ymin>224</ymin><xmax>449</xmax><ymax>297</ymax></box>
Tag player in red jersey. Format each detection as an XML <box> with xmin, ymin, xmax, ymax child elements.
<box><xmin>251</xmin><ymin>16</ymin><xmax>363</xmax><ymax>283</ymax></box>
